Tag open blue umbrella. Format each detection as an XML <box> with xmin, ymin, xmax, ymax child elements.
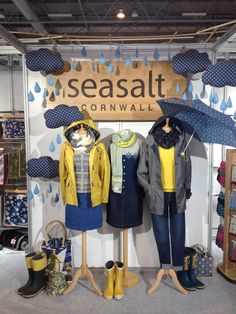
<box><xmin>157</xmin><ymin>97</ymin><xmax>236</xmax><ymax>149</ymax></box>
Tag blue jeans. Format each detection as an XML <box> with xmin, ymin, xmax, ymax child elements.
<box><xmin>151</xmin><ymin>192</ymin><xmax>185</xmax><ymax>270</ymax></box>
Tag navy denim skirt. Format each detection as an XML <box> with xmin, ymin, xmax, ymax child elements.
<box><xmin>65</xmin><ymin>193</ymin><xmax>102</xmax><ymax>231</ymax></box>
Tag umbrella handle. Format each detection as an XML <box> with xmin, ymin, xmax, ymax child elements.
<box><xmin>183</xmin><ymin>128</ymin><xmax>196</xmax><ymax>154</ymax></box>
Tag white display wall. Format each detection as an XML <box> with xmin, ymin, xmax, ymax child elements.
<box><xmin>25</xmin><ymin>47</ymin><xmax>214</xmax><ymax>268</ymax></box>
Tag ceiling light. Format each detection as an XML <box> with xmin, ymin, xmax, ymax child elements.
<box><xmin>48</xmin><ymin>13</ymin><xmax>73</xmax><ymax>18</ymax></box>
<box><xmin>182</xmin><ymin>12</ymin><xmax>207</xmax><ymax>17</ymax></box>
<box><xmin>117</xmin><ymin>9</ymin><xmax>125</xmax><ymax>19</ymax></box>
<box><xmin>131</xmin><ymin>8</ymin><xmax>138</xmax><ymax>18</ymax></box>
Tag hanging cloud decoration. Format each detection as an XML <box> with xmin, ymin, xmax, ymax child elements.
<box><xmin>44</xmin><ymin>104</ymin><xmax>84</xmax><ymax>128</ymax></box>
<box><xmin>202</xmin><ymin>59</ymin><xmax>236</xmax><ymax>87</ymax></box>
<box><xmin>27</xmin><ymin>156</ymin><xmax>59</xmax><ymax>179</ymax></box>
<box><xmin>25</xmin><ymin>48</ymin><xmax>64</xmax><ymax>73</ymax></box>
<box><xmin>172</xmin><ymin>49</ymin><xmax>211</xmax><ymax>76</ymax></box>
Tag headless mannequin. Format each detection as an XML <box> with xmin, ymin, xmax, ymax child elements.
<box><xmin>148</xmin><ymin>117</ymin><xmax>188</xmax><ymax>295</ymax></box>
<box><xmin>63</xmin><ymin>123</ymin><xmax>102</xmax><ymax>296</ymax></box>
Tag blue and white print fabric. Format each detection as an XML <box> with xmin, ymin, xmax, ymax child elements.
<box><xmin>27</xmin><ymin>156</ymin><xmax>59</xmax><ymax>178</ymax></box>
<box><xmin>44</xmin><ymin>104</ymin><xmax>84</xmax><ymax>129</ymax></box>
<box><xmin>4</xmin><ymin>194</ymin><xmax>28</xmax><ymax>226</ymax></box>
<box><xmin>158</xmin><ymin>98</ymin><xmax>236</xmax><ymax>147</ymax></box>
<box><xmin>3</xmin><ymin>120</ymin><xmax>25</xmax><ymax>138</ymax></box>
<box><xmin>172</xmin><ymin>49</ymin><xmax>211</xmax><ymax>76</ymax></box>
<box><xmin>25</xmin><ymin>48</ymin><xmax>64</xmax><ymax>73</ymax></box>
<box><xmin>202</xmin><ymin>59</ymin><xmax>236</xmax><ymax>87</ymax></box>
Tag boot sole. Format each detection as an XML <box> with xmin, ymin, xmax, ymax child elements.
<box><xmin>114</xmin><ymin>295</ymin><xmax>124</xmax><ymax>300</ymax></box>
<box><xmin>22</xmin><ymin>286</ymin><xmax>45</xmax><ymax>298</ymax></box>
<box><xmin>103</xmin><ymin>296</ymin><xmax>113</xmax><ymax>300</ymax></box>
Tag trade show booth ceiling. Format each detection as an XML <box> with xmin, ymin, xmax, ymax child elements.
<box><xmin>0</xmin><ymin>0</ymin><xmax>236</xmax><ymax>52</ymax></box>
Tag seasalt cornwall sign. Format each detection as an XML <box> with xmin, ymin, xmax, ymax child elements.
<box><xmin>46</xmin><ymin>61</ymin><xmax>187</xmax><ymax>121</ymax></box>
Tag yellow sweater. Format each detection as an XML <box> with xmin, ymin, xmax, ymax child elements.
<box><xmin>158</xmin><ymin>146</ymin><xmax>176</xmax><ymax>192</ymax></box>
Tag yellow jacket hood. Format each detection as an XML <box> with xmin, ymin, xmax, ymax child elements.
<box><xmin>64</xmin><ymin>119</ymin><xmax>100</xmax><ymax>144</ymax></box>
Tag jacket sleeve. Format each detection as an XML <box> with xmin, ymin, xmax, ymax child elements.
<box><xmin>100</xmin><ymin>143</ymin><xmax>111</xmax><ymax>203</ymax></box>
<box><xmin>185</xmin><ymin>147</ymin><xmax>192</xmax><ymax>191</ymax></box>
<box><xmin>137</xmin><ymin>141</ymin><xmax>150</xmax><ymax>193</ymax></box>
<box><xmin>59</xmin><ymin>143</ymin><xmax>67</xmax><ymax>204</ymax></box>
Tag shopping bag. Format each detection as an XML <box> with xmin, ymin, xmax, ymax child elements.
<box><xmin>191</xmin><ymin>243</ymin><xmax>213</xmax><ymax>277</ymax></box>
<box><xmin>41</xmin><ymin>220</ymin><xmax>72</xmax><ymax>279</ymax></box>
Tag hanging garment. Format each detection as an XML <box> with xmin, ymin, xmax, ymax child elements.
<box><xmin>107</xmin><ymin>130</ymin><xmax>143</xmax><ymax>228</ymax></box>
<box><xmin>59</xmin><ymin>119</ymin><xmax>110</xmax><ymax>208</ymax></box>
<box><xmin>19</xmin><ymin>149</ymin><xmax>26</xmax><ymax>177</ymax></box>
<box><xmin>8</xmin><ymin>151</ymin><xmax>20</xmax><ymax>179</ymax></box>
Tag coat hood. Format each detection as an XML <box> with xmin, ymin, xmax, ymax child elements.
<box><xmin>149</xmin><ymin>116</ymin><xmax>183</xmax><ymax>135</ymax></box>
<box><xmin>64</xmin><ymin>119</ymin><xmax>100</xmax><ymax>143</ymax></box>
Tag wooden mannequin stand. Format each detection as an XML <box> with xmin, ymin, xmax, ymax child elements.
<box><xmin>123</xmin><ymin>229</ymin><xmax>140</xmax><ymax>288</ymax></box>
<box><xmin>63</xmin><ymin>231</ymin><xmax>102</xmax><ymax>296</ymax></box>
<box><xmin>147</xmin><ymin>268</ymin><xmax>188</xmax><ymax>295</ymax></box>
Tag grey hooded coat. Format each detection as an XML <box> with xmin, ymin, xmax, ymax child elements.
<box><xmin>137</xmin><ymin>132</ymin><xmax>191</xmax><ymax>216</ymax></box>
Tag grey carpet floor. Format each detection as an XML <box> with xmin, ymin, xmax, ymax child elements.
<box><xmin>0</xmin><ymin>253</ymin><xmax>235</xmax><ymax>314</ymax></box>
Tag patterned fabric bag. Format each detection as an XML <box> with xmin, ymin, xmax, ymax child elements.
<box><xmin>41</xmin><ymin>220</ymin><xmax>72</xmax><ymax>280</ymax></box>
<box><xmin>4</xmin><ymin>194</ymin><xmax>28</xmax><ymax>226</ymax></box>
<box><xmin>215</xmin><ymin>224</ymin><xmax>224</xmax><ymax>250</ymax></box>
<box><xmin>191</xmin><ymin>244</ymin><xmax>213</xmax><ymax>277</ymax></box>
<box><xmin>2</xmin><ymin>120</ymin><xmax>25</xmax><ymax>138</ymax></box>
<box><xmin>217</xmin><ymin>161</ymin><xmax>226</xmax><ymax>187</ymax></box>
<box><xmin>228</xmin><ymin>191</ymin><xmax>236</xmax><ymax>211</ymax></box>
<box><xmin>216</xmin><ymin>192</ymin><xmax>225</xmax><ymax>218</ymax></box>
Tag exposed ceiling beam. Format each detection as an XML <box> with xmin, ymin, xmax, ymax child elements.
<box><xmin>78</xmin><ymin>0</ymin><xmax>89</xmax><ymax>32</ymax></box>
<box><xmin>0</xmin><ymin>25</ymin><xmax>25</xmax><ymax>53</ymax></box>
<box><xmin>12</xmin><ymin>0</ymin><xmax>47</xmax><ymax>34</ymax></box>
<box><xmin>213</xmin><ymin>23</ymin><xmax>236</xmax><ymax>51</ymax></box>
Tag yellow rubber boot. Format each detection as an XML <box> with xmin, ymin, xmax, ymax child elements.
<box><xmin>103</xmin><ymin>260</ymin><xmax>115</xmax><ymax>300</ymax></box>
<box><xmin>22</xmin><ymin>253</ymin><xmax>47</xmax><ymax>298</ymax></box>
<box><xmin>17</xmin><ymin>251</ymin><xmax>40</xmax><ymax>295</ymax></box>
<box><xmin>114</xmin><ymin>261</ymin><xmax>125</xmax><ymax>300</ymax></box>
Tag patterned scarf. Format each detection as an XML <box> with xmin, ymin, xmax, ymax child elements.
<box><xmin>70</xmin><ymin>129</ymin><xmax>95</xmax><ymax>153</ymax></box>
<box><xmin>152</xmin><ymin>127</ymin><xmax>180</xmax><ymax>149</ymax></box>
<box><xmin>111</xmin><ymin>130</ymin><xmax>140</xmax><ymax>194</ymax></box>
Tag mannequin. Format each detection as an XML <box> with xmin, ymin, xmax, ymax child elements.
<box><xmin>107</xmin><ymin>129</ymin><xmax>143</xmax><ymax>287</ymax></box>
<box><xmin>59</xmin><ymin>119</ymin><xmax>110</xmax><ymax>295</ymax></box>
<box><xmin>137</xmin><ymin>116</ymin><xmax>192</xmax><ymax>294</ymax></box>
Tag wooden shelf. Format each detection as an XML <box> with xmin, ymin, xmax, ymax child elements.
<box><xmin>0</xmin><ymin>225</ymin><xmax>28</xmax><ymax>230</ymax></box>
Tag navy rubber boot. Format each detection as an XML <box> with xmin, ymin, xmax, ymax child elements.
<box><xmin>176</xmin><ymin>254</ymin><xmax>197</xmax><ymax>291</ymax></box>
<box><xmin>185</xmin><ymin>247</ymin><xmax>205</xmax><ymax>289</ymax></box>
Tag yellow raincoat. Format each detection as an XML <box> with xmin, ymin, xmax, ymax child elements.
<box><xmin>59</xmin><ymin>119</ymin><xmax>110</xmax><ymax>207</ymax></box>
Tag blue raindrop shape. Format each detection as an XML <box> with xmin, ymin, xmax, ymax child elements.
<box><xmin>188</xmin><ymin>81</ymin><xmax>193</xmax><ymax>93</ymax></box>
<box><xmin>34</xmin><ymin>82</ymin><xmax>41</xmax><ymax>93</ymax></box>
<box><xmin>125</xmin><ymin>56</ymin><xmax>132</xmax><ymax>66</ymax></box>
<box><xmin>233</xmin><ymin>110</ymin><xmax>236</xmax><ymax>120</ymax></box>
<box><xmin>99</xmin><ymin>53</ymin><xmax>106</xmax><ymax>64</ymax></box>
<box><xmin>195</xmin><ymin>94</ymin><xmax>199</xmax><ymax>100</ymax></box>
<box><xmin>48</xmin><ymin>77</ymin><xmax>54</xmax><ymax>86</ymax></box>
<box><xmin>213</xmin><ymin>92</ymin><xmax>219</xmax><ymax>104</ymax></box>
<box><xmin>41</xmin><ymin>193</ymin><xmax>45</xmax><ymax>204</ymax></box>
<box><xmin>108</xmin><ymin>62</ymin><xmax>114</xmax><ymax>73</ymax></box>
<box><xmin>182</xmin><ymin>92</ymin><xmax>187</xmax><ymax>100</ymax></box>
<box><xmin>71</xmin><ymin>58</ymin><xmax>77</xmax><ymax>70</ymax></box>
<box><xmin>28</xmin><ymin>191</ymin><xmax>34</xmax><ymax>201</ymax></box>
<box><xmin>143</xmin><ymin>56</ymin><xmax>148</xmax><ymax>66</ymax></box>
<box><xmin>135</xmin><ymin>47</ymin><xmax>139</xmax><ymax>59</ymax></box>
<box><xmin>56</xmin><ymin>134</ymin><xmax>62</xmax><ymax>144</ymax></box>
<box><xmin>153</xmin><ymin>48</ymin><xmax>160</xmax><ymax>60</ymax></box>
<box><xmin>49</xmin><ymin>142</ymin><xmax>55</xmax><ymax>152</ymax></box>
<box><xmin>28</xmin><ymin>91</ymin><xmax>35</xmax><ymax>102</ymax></box>
<box><xmin>176</xmin><ymin>83</ymin><xmax>180</xmax><ymax>95</ymax></box>
<box><xmin>220</xmin><ymin>100</ymin><xmax>227</xmax><ymax>111</ymax></box>
<box><xmin>92</xmin><ymin>62</ymin><xmax>96</xmax><ymax>72</ymax></box>
<box><xmin>115</xmin><ymin>47</ymin><xmax>121</xmax><ymax>59</ymax></box>
<box><xmin>34</xmin><ymin>184</ymin><xmax>40</xmax><ymax>195</ymax></box>
<box><xmin>200</xmin><ymin>85</ymin><xmax>208</xmax><ymax>99</ymax></box>
<box><xmin>54</xmin><ymin>193</ymin><xmax>60</xmax><ymax>203</ymax></box>
<box><xmin>55</xmin><ymin>85</ymin><xmax>60</xmax><ymax>96</ymax></box>
<box><xmin>227</xmin><ymin>96</ymin><xmax>232</xmax><ymax>108</ymax></box>
<box><xmin>47</xmin><ymin>183</ymin><xmax>52</xmax><ymax>193</ymax></box>
<box><xmin>43</xmin><ymin>88</ymin><xmax>47</xmax><ymax>99</ymax></box>
<box><xmin>209</xmin><ymin>92</ymin><xmax>214</xmax><ymax>103</ymax></box>
<box><xmin>81</xmin><ymin>46</ymin><xmax>87</xmax><ymax>58</ymax></box>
